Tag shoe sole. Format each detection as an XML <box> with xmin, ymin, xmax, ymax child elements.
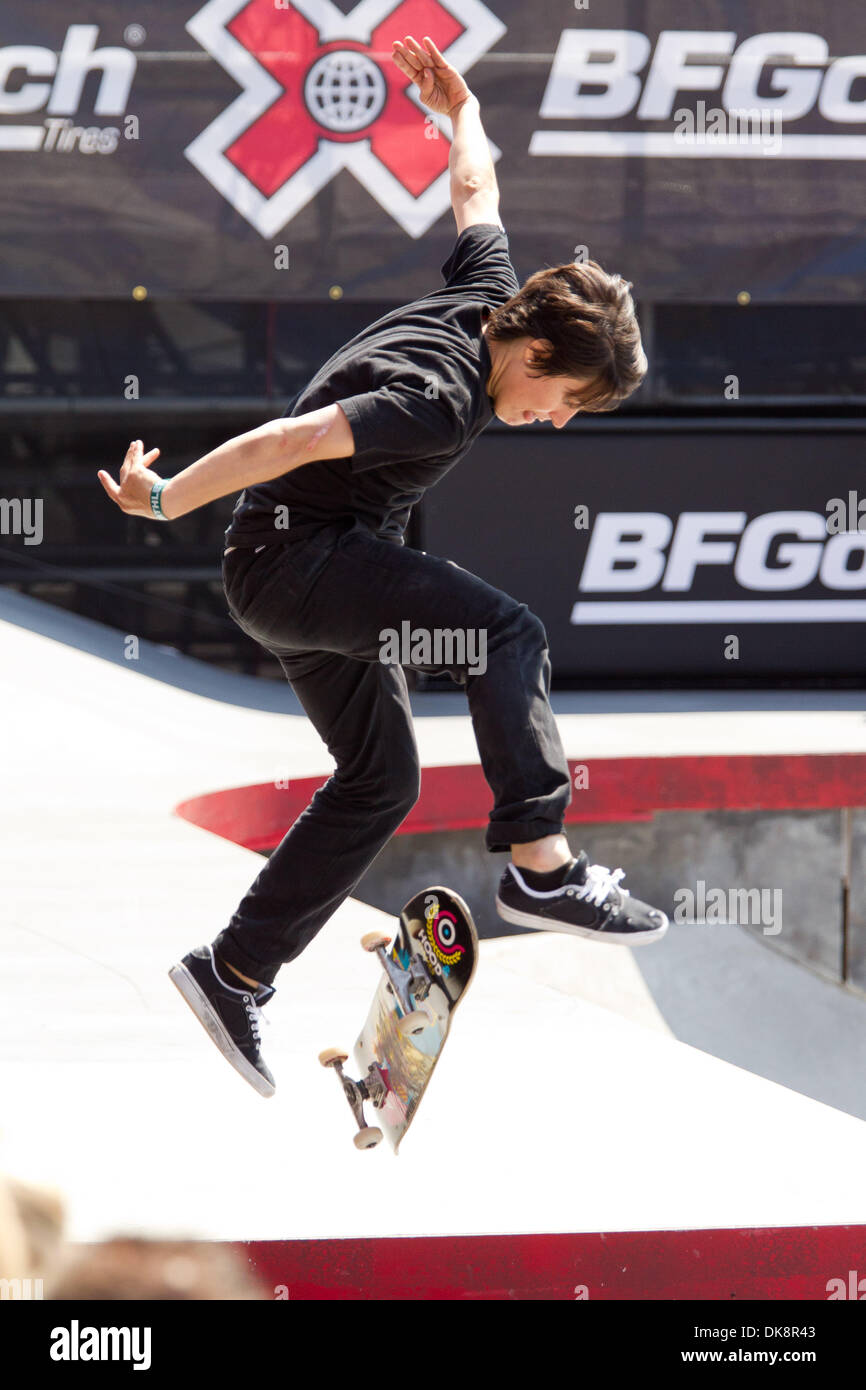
<box><xmin>495</xmin><ymin>896</ymin><xmax>669</xmax><ymax>945</ymax></box>
<box><xmin>168</xmin><ymin>963</ymin><xmax>275</xmax><ymax>1097</ymax></box>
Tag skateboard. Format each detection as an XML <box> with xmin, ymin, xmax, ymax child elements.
<box><xmin>319</xmin><ymin>886</ymin><xmax>478</xmax><ymax>1153</ymax></box>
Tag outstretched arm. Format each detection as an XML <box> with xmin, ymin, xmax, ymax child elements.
<box><xmin>98</xmin><ymin>403</ymin><xmax>355</xmax><ymax>521</ymax></box>
<box><xmin>392</xmin><ymin>34</ymin><xmax>500</xmax><ymax>234</ymax></box>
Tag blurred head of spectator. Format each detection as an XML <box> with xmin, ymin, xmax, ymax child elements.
<box><xmin>0</xmin><ymin>1175</ymin><xmax>64</xmax><ymax>1286</ymax></box>
<box><xmin>47</xmin><ymin>1237</ymin><xmax>269</xmax><ymax>1300</ymax></box>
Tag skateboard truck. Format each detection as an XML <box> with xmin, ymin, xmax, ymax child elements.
<box><xmin>317</xmin><ymin>929</ymin><xmax>431</xmax><ymax>1150</ymax></box>
<box><xmin>360</xmin><ymin>929</ymin><xmax>431</xmax><ymax>1036</ymax></box>
<box><xmin>318</xmin><ymin>1049</ymin><xmax>386</xmax><ymax>1150</ymax></box>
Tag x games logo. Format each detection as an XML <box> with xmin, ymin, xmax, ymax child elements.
<box><xmin>185</xmin><ymin>0</ymin><xmax>505</xmax><ymax>238</ymax></box>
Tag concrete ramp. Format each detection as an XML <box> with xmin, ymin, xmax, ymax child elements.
<box><xmin>2</xmin><ymin>589</ymin><xmax>866</xmax><ymax>1297</ymax></box>
<box><xmin>5</xmin><ymin>895</ymin><xmax>866</xmax><ymax>1246</ymax></box>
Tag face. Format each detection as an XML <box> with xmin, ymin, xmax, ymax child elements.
<box><xmin>487</xmin><ymin>335</ymin><xmax>596</xmax><ymax>428</ymax></box>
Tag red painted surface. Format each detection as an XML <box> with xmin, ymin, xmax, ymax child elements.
<box><xmin>240</xmin><ymin>1226</ymin><xmax>866</xmax><ymax>1300</ymax></box>
<box><xmin>175</xmin><ymin>754</ymin><xmax>866</xmax><ymax>854</ymax></box>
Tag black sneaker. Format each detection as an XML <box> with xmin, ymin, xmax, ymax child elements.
<box><xmin>495</xmin><ymin>851</ymin><xmax>668</xmax><ymax>945</ymax></box>
<box><xmin>169</xmin><ymin>945</ymin><xmax>276</xmax><ymax>1096</ymax></box>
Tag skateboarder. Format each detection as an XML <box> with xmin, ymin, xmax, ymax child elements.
<box><xmin>99</xmin><ymin>36</ymin><xmax>668</xmax><ymax>1099</ymax></box>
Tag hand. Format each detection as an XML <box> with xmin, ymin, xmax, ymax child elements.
<box><xmin>98</xmin><ymin>439</ymin><xmax>163</xmax><ymax>519</ymax></box>
<box><xmin>391</xmin><ymin>34</ymin><xmax>473</xmax><ymax>117</ymax></box>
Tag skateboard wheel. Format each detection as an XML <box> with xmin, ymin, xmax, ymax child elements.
<box><xmin>361</xmin><ymin>931</ymin><xmax>392</xmax><ymax>953</ymax></box>
<box><xmin>354</xmin><ymin>1127</ymin><xmax>383</xmax><ymax>1150</ymax></box>
<box><xmin>398</xmin><ymin>1010</ymin><xmax>429</xmax><ymax>1038</ymax></box>
<box><xmin>318</xmin><ymin>1047</ymin><xmax>349</xmax><ymax>1068</ymax></box>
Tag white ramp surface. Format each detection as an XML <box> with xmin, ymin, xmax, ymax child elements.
<box><xmin>2</xmin><ymin>592</ymin><xmax>866</xmax><ymax>1243</ymax></box>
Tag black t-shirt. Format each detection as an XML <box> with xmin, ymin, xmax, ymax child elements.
<box><xmin>224</xmin><ymin>223</ymin><xmax>521</xmax><ymax>548</ymax></box>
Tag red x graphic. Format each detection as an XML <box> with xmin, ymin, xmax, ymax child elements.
<box><xmin>224</xmin><ymin>0</ymin><xmax>465</xmax><ymax>198</ymax></box>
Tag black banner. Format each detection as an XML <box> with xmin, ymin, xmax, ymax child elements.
<box><xmin>0</xmin><ymin>0</ymin><xmax>864</xmax><ymax>301</ymax></box>
<box><xmin>420</xmin><ymin>421</ymin><xmax>866</xmax><ymax>680</ymax></box>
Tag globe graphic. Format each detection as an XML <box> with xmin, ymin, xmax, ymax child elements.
<box><xmin>304</xmin><ymin>51</ymin><xmax>387</xmax><ymax>133</ymax></box>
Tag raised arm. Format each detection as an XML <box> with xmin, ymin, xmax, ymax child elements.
<box><xmin>391</xmin><ymin>34</ymin><xmax>500</xmax><ymax>234</ymax></box>
<box><xmin>98</xmin><ymin>403</ymin><xmax>355</xmax><ymax>521</ymax></box>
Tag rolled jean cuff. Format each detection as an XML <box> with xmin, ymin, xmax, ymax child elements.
<box><xmin>486</xmin><ymin>818</ymin><xmax>566</xmax><ymax>853</ymax></box>
<box><xmin>211</xmin><ymin>929</ymin><xmax>280</xmax><ymax>988</ymax></box>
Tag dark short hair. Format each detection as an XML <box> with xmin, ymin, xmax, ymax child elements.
<box><xmin>485</xmin><ymin>259</ymin><xmax>647</xmax><ymax>411</ymax></box>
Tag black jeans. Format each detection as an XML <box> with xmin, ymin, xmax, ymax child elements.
<box><xmin>214</xmin><ymin>518</ymin><xmax>571</xmax><ymax>985</ymax></box>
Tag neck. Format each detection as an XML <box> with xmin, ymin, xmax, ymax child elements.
<box><xmin>481</xmin><ymin>308</ymin><xmax>499</xmax><ymax>397</ymax></box>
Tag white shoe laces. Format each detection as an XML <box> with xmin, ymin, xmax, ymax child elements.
<box><xmin>569</xmin><ymin>861</ymin><xmax>626</xmax><ymax>908</ymax></box>
<box><xmin>243</xmin><ymin>995</ymin><xmax>270</xmax><ymax>1043</ymax></box>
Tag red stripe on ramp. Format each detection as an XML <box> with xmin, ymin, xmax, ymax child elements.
<box><xmin>176</xmin><ymin>754</ymin><xmax>866</xmax><ymax>853</ymax></box>
<box><xmin>240</xmin><ymin>1226</ymin><xmax>866</xmax><ymax>1300</ymax></box>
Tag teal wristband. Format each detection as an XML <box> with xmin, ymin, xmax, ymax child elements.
<box><xmin>150</xmin><ymin>480</ymin><xmax>169</xmax><ymax>520</ymax></box>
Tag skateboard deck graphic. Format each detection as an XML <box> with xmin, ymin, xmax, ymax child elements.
<box><xmin>319</xmin><ymin>886</ymin><xmax>478</xmax><ymax>1152</ymax></box>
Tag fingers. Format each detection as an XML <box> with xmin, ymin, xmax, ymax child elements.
<box><xmin>97</xmin><ymin>470</ymin><xmax>120</xmax><ymax>501</ymax></box>
<box><xmin>391</xmin><ymin>41</ymin><xmax>423</xmax><ymax>82</ymax></box>
<box><xmin>391</xmin><ymin>38</ymin><xmax>415</xmax><ymax>61</ymax></box>
<box><xmin>121</xmin><ymin>439</ymin><xmax>159</xmax><ymax>471</ymax></box>
<box><xmin>120</xmin><ymin>438</ymin><xmax>140</xmax><ymax>477</ymax></box>
<box><xmin>106</xmin><ymin>440</ymin><xmax>159</xmax><ymax>512</ymax></box>
<box><xmin>420</xmin><ymin>36</ymin><xmax>447</xmax><ymax>66</ymax></box>
<box><xmin>404</xmin><ymin>35</ymin><xmax>440</xmax><ymax>65</ymax></box>
<box><xmin>393</xmin><ymin>36</ymin><xmax>422</xmax><ymax>63</ymax></box>
<box><xmin>393</xmin><ymin>55</ymin><xmax>418</xmax><ymax>86</ymax></box>
<box><xmin>393</xmin><ymin>35</ymin><xmax>446</xmax><ymax>73</ymax></box>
